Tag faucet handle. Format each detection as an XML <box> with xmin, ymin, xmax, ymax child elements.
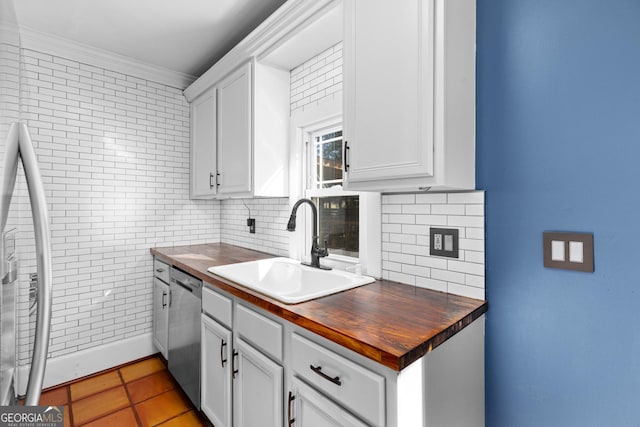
<box><xmin>319</xmin><ymin>240</ymin><xmax>329</xmax><ymax>257</ymax></box>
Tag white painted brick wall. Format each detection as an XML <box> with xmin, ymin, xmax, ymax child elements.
<box><xmin>382</xmin><ymin>192</ymin><xmax>485</xmax><ymax>299</ymax></box>
<box><xmin>290</xmin><ymin>42</ymin><xmax>342</xmax><ymax>114</ymax></box>
<box><xmin>13</xmin><ymin>48</ymin><xmax>220</xmax><ymax>364</ymax></box>
<box><xmin>220</xmin><ymin>198</ymin><xmax>289</xmax><ymax>256</ymax></box>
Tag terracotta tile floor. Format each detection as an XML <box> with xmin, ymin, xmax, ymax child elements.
<box><xmin>37</xmin><ymin>355</ymin><xmax>208</xmax><ymax>427</ymax></box>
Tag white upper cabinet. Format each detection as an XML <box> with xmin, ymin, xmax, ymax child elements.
<box><xmin>185</xmin><ymin>0</ymin><xmax>343</xmax><ymax>200</ymax></box>
<box><xmin>189</xmin><ymin>60</ymin><xmax>289</xmax><ymax>199</ymax></box>
<box><xmin>343</xmin><ymin>0</ymin><xmax>476</xmax><ymax>192</ymax></box>
<box><xmin>218</xmin><ymin>63</ymin><xmax>253</xmax><ymax>196</ymax></box>
<box><xmin>190</xmin><ymin>88</ymin><xmax>217</xmax><ymax>198</ymax></box>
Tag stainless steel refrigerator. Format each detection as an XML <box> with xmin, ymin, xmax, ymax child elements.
<box><xmin>0</xmin><ymin>0</ymin><xmax>53</xmax><ymax>406</ymax></box>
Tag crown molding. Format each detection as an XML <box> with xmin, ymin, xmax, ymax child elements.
<box><xmin>17</xmin><ymin>26</ymin><xmax>196</xmax><ymax>90</ymax></box>
<box><xmin>0</xmin><ymin>22</ymin><xmax>20</xmax><ymax>46</ymax></box>
<box><xmin>183</xmin><ymin>0</ymin><xmax>340</xmax><ymax>101</ymax></box>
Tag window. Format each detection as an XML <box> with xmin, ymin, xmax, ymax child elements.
<box><xmin>288</xmin><ymin>94</ymin><xmax>380</xmax><ymax>277</ymax></box>
<box><xmin>306</xmin><ymin>126</ymin><xmax>359</xmax><ymax>258</ymax></box>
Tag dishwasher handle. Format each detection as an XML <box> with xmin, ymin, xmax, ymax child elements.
<box><xmin>174</xmin><ymin>278</ymin><xmax>193</xmax><ymax>292</ymax></box>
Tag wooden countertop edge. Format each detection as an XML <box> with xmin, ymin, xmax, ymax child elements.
<box><xmin>151</xmin><ymin>247</ymin><xmax>487</xmax><ymax>371</ymax></box>
<box><xmin>399</xmin><ymin>303</ymin><xmax>487</xmax><ymax>370</ymax></box>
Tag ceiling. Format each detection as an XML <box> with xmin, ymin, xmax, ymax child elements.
<box><xmin>11</xmin><ymin>0</ymin><xmax>288</xmax><ymax>79</ymax></box>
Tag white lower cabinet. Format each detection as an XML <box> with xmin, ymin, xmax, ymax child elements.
<box><xmin>233</xmin><ymin>337</ymin><xmax>283</xmax><ymax>427</ymax></box>
<box><xmin>152</xmin><ymin>278</ymin><xmax>169</xmax><ymax>358</ymax></box>
<box><xmin>201</xmin><ymin>314</ymin><xmax>232</xmax><ymax>427</ymax></box>
<box><xmin>290</xmin><ymin>333</ymin><xmax>385</xmax><ymax>426</ymax></box>
<box><xmin>289</xmin><ymin>377</ymin><xmax>368</xmax><ymax>427</ymax></box>
<box><xmin>152</xmin><ymin>258</ymin><xmax>170</xmax><ymax>359</ymax></box>
<box><xmin>199</xmin><ymin>285</ymin><xmax>485</xmax><ymax>427</ymax></box>
<box><xmin>201</xmin><ymin>287</ymin><xmax>284</xmax><ymax>427</ymax></box>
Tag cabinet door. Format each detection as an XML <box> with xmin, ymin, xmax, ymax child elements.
<box><xmin>201</xmin><ymin>315</ymin><xmax>232</xmax><ymax>427</ymax></box>
<box><xmin>289</xmin><ymin>377</ymin><xmax>368</xmax><ymax>427</ymax></box>
<box><xmin>233</xmin><ymin>337</ymin><xmax>283</xmax><ymax>427</ymax></box>
<box><xmin>190</xmin><ymin>88</ymin><xmax>217</xmax><ymax>198</ymax></box>
<box><xmin>218</xmin><ymin>62</ymin><xmax>252</xmax><ymax>196</ymax></box>
<box><xmin>343</xmin><ymin>0</ymin><xmax>435</xmax><ymax>186</ymax></box>
<box><xmin>152</xmin><ymin>278</ymin><xmax>169</xmax><ymax>359</ymax></box>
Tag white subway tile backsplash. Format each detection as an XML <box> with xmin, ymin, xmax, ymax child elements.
<box><xmin>447</xmin><ymin>259</ymin><xmax>485</xmax><ymax>277</ymax></box>
<box><xmin>416</xmin><ymin>277</ymin><xmax>447</xmax><ymax>293</ymax></box>
<box><xmin>415</xmin><ymin>193</ymin><xmax>447</xmax><ymax>204</ymax></box>
<box><xmin>220</xmin><ymin>198</ymin><xmax>289</xmax><ymax>256</ymax></box>
<box><xmin>382</xmin><ymin>191</ymin><xmax>485</xmax><ymax>299</ymax></box>
<box><xmin>448</xmin><ymin>283</ymin><xmax>484</xmax><ymax>300</ymax></box>
<box><xmin>447</xmin><ymin>192</ymin><xmax>485</xmax><ymax>204</ymax></box>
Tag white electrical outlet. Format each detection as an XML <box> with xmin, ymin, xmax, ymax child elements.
<box><xmin>434</xmin><ymin>233</ymin><xmax>443</xmax><ymax>251</ymax></box>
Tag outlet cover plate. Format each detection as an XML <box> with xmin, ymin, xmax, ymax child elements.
<box><xmin>430</xmin><ymin>228</ymin><xmax>459</xmax><ymax>258</ymax></box>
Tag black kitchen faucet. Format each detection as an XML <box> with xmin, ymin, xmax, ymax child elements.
<box><xmin>286</xmin><ymin>198</ymin><xmax>331</xmax><ymax>270</ymax></box>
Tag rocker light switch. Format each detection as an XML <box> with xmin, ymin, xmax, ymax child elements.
<box><xmin>551</xmin><ymin>240</ymin><xmax>565</xmax><ymax>261</ymax></box>
<box><xmin>543</xmin><ymin>232</ymin><xmax>594</xmax><ymax>272</ymax></box>
<box><xmin>430</xmin><ymin>228</ymin><xmax>459</xmax><ymax>258</ymax></box>
<box><xmin>569</xmin><ymin>241</ymin><xmax>584</xmax><ymax>263</ymax></box>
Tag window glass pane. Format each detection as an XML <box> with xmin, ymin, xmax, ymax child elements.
<box><xmin>312</xmin><ymin>196</ymin><xmax>359</xmax><ymax>258</ymax></box>
<box><xmin>313</xmin><ymin>129</ymin><xmax>343</xmax><ymax>189</ymax></box>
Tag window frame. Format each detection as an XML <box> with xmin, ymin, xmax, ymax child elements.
<box><xmin>288</xmin><ymin>94</ymin><xmax>381</xmax><ymax>277</ymax></box>
<box><xmin>306</xmin><ymin>124</ymin><xmax>359</xmax><ymax>260</ymax></box>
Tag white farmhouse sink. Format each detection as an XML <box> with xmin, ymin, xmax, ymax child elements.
<box><xmin>208</xmin><ymin>257</ymin><xmax>375</xmax><ymax>304</ymax></box>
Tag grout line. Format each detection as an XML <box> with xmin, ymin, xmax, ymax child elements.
<box><xmin>118</xmin><ymin>369</ymin><xmax>143</xmax><ymax>427</ymax></box>
<box><xmin>66</xmin><ymin>386</ymin><xmax>75</xmax><ymax>427</ymax></box>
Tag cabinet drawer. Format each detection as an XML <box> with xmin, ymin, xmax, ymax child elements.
<box><xmin>153</xmin><ymin>259</ymin><xmax>170</xmax><ymax>283</ymax></box>
<box><xmin>291</xmin><ymin>333</ymin><xmax>385</xmax><ymax>427</ymax></box>
<box><xmin>236</xmin><ymin>304</ymin><xmax>282</xmax><ymax>361</ymax></box>
<box><xmin>202</xmin><ymin>287</ymin><xmax>233</xmax><ymax>328</ymax></box>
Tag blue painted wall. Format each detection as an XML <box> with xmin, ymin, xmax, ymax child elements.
<box><xmin>477</xmin><ymin>0</ymin><xmax>640</xmax><ymax>425</ymax></box>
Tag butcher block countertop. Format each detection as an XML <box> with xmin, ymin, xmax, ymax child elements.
<box><xmin>151</xmin><ymin>243</ymin><xmax>487</xmax><ymax>371</ymax></box>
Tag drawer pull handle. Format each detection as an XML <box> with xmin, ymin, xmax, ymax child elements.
<box><xmin>220</xmin><ymin>340</ymin><xmax>227</xmax><ymax>367</ymax></box>
<box><xmin>344</xmin><ymin>141</ymin><xmax>350</xmax><ymax>172</ymax></box>
<box><xmin>310</xmin><ymin>365</ymin><xmax>342</xmax><ymax>386</ymax></box>
<box><xmin>155</xmin><ymin>268</ymin><xmax>164</xmax><ymax>273</ymax></box>
<box><xmin>287</xmin><ymin>391</ymin><xmax>295</xmax><ymax>426</ymax></box>
<box><xmin>232</xmin><ymin>350</ymin><xmax>239</xmax><ymax>378</ymax></box>
<box><xmin>162</xmin><ymin>291</ymin><xmax>167</xmax><ymax>308</ymax></box>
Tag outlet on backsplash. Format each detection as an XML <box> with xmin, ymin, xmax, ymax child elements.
<box><xmin>430</xmin><ymin>228</ymin><xmax>459</xmax><ymax>259</ymax></box>
<box><xmin>382</xmin><ymin>191</ymin><xmax>485</xmax><ymax>300</ymax></box>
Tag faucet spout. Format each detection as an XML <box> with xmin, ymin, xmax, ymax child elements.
<box><xmin>286</xmin><ymin>198</ymin><xmax>331</xmax><ymax>270</ymax></box>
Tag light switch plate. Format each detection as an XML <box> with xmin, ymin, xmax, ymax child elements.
<box><xmin>430</xmin><ymin>228</ymin><xmax>459</xmax><ymax>258</ymax></box>
<box><xmin>543</xmin><ymin>231</ymin><xmax>594</xmax><ymax>272</ymax></box>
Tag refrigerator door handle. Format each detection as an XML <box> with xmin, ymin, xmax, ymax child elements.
<box><xmin>18</xmin><ymin>123</ymin><xmax>52</xmax><ymax>406</ymax></box>
<box><xmin>0</xmin><ymin>123</ymin><xmax>53</xmax><ymax>406</ymax></box>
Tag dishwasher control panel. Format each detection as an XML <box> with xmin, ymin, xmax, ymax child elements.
<box><xmin>170</xmin><ymin>267</ymin><xmax>203</xmax><ymax>298</ymax></box>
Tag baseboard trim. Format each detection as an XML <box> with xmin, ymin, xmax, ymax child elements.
<box><xmin>17</xmin><ymin>333</ymin><xmax>155</xmax><ymax>395</ymax></box>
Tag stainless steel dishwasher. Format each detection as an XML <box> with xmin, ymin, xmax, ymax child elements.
<box><xmin>168</xmin><ymin>267</ymin><xmax>202</xmax><ymax>409</ymax></box>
